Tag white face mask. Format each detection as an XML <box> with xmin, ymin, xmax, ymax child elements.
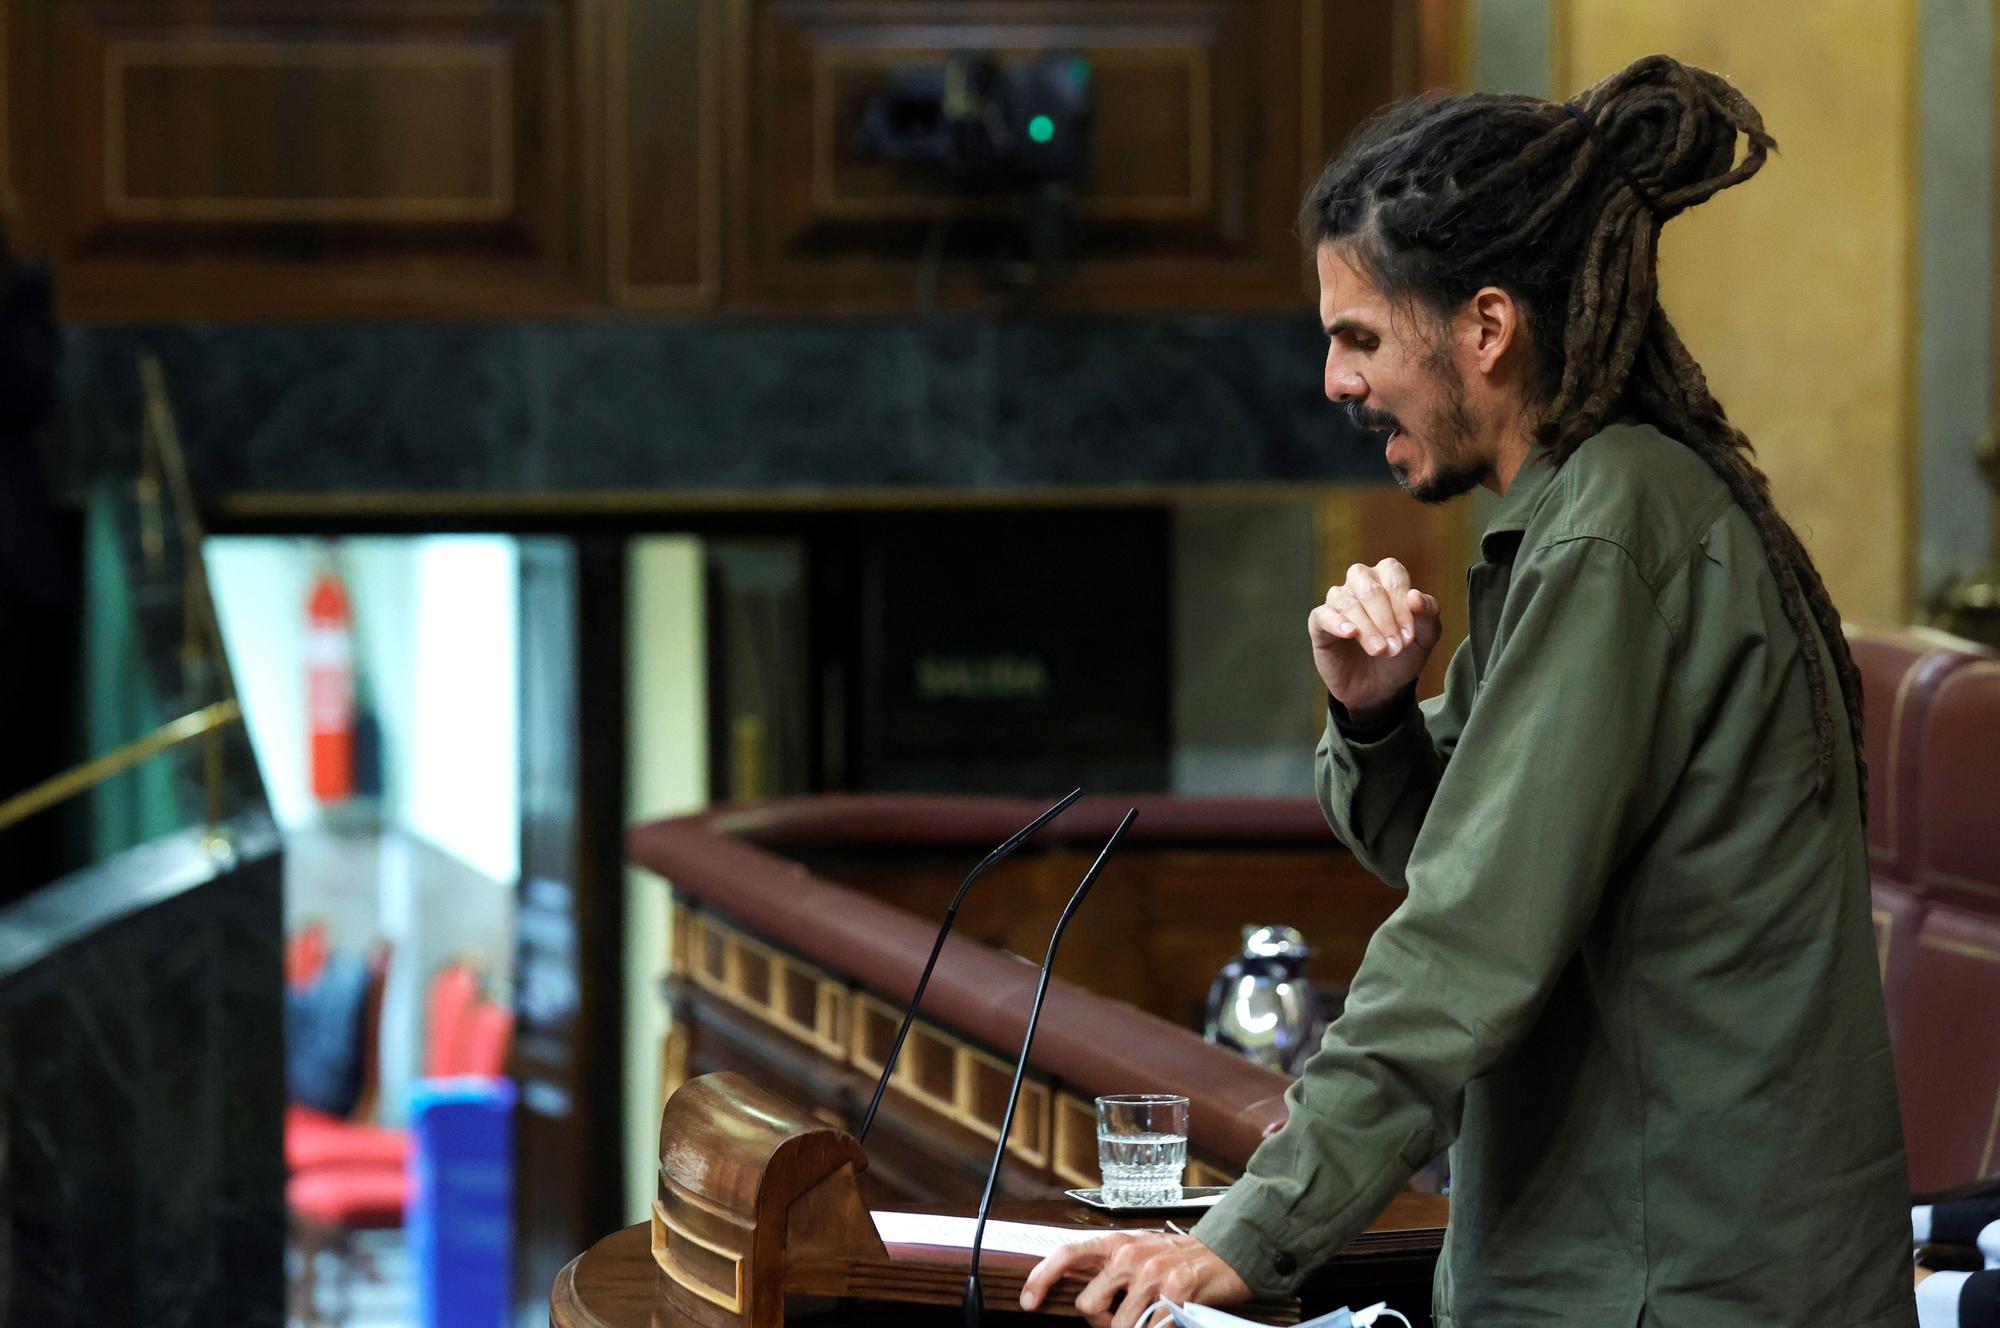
<box><xmin>1138</xmin><ymin>1300</ymin><xmax>1412</xmax><ymax>1328</ymax></box>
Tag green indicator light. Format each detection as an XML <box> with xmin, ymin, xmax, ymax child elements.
<box><xmin>1028</xmin><ymin>114</ymin><xmax>1056</xmax><ymax>144</ymax></box>
<box><xmin>1071</xmin><ymin>57</ymin><xmax>1092</xmax><ymax>85</ymax></box>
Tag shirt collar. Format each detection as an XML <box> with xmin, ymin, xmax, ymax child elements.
<box><xmin>1479</xmin><ymin>447</ymin><xmax>1559</xmax><ymax>562</ymax></box>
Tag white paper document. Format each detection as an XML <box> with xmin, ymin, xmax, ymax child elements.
<box><xmin>869</xmin><ymin>1211</ymin><xmax>1113</xmax><ymax>1259</ymax></box>
<box><xmin>1142</xmin><ymin>1302</ymin><xmax>1405</xmax><ymax>1328</ymax></box>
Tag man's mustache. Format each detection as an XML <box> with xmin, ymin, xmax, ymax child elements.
<box><xmin>1346</xmin><ymin>401</ymin><xmax>1402</xmax><ymax>435</ymax></box>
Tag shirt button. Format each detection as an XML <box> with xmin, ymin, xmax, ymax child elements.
<box><xmin>1272</xmin><ymin>1251</ymin><xmax>1296</xmax><ymax>1277</ymax></box>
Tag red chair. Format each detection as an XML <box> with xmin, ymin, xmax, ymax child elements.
<box><xmin>286</xmin><ymin>1106</ymin><xmax>408</xmax><ymax>1173</ymax></box>
<box><xmin>1894</xmin><ymin>903</ymin><xmax>2000</xmax><ymax>1193</ymax></box>
<box><xmin>284</xmin><ymin>943</ymin><xmax>394</xmax><ymax>1172</ymax></box>
<box><xmin>286</xmin><ymin>957</ymin><xmax>480</xmax><ymax>1171</ymax></box>
<box><xmin>287</xmin><ymin>1167</ymin><xmax>408</xmax><ymax>1327</ymax></box>
<box><xmin>288</xmin><ymin>963</ymin><xmax>513</xmax><ymax>1327</ymax></box>
<box><xmin>287</xmin><ymin>921</ymin><xmax>330</xmax><ymax>989</ymax></box>
<box><xmin>460</xmin><ymin>1000</ymin><xmax>514</xmax><ymax>1078</ymax></box>
<box><xmin>422</xmin><ymin>961</ymin><xmax>483</xmax><ymax>1078</ymax></box>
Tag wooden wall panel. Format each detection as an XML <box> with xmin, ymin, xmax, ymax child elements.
<box><xmin>606</xmin><ymin>0</ymin><xmax>721</xmax><ymax>307</ymax></box>
<box><xmin>27</xmin><ymin>0</ymin><xmax>596</xmax><ymax>319</ymax></box>
<box><xmin>1303</xmin><ymin>0</ymin><xmax>1417</xmax><ymax>188</ymax></box>
<box><xmin>726</xmin><ymin>0</ymin><xmax>1416</xmax><ymax>313</ymax></box>
<box><xmin>4</xmin><ymin>0</ymin><xmax>47</xmax><ymax>259</ymax></box>
<box><xmin>108</xmin><ymin>44</ymin><xmax>512</xmax><ymax>222</ymax></box>
<box><xmin>0</xmin><ymin>1</ymin><xmax>18</xmax><ymax>240</ymax></box>
<box><xmin>5</xmin><ymin>0</ymin><xmax>1429</xmax><ymax>318</ymax></box>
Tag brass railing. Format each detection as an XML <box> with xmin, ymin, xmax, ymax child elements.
<box><xmin>0</xmin><ymin>699</ymin><xmax>242</xmax><ymax>832</ymax></box>
<box><xmin>138</xmin><ymin>352</ymin><xmax>238</xmax><ymax>704</ymax></box>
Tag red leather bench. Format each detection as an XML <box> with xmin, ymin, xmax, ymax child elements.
<box><xmin>1851</xmin><ymin>632</ymin><xmax>2000</xmax><ymax>1194</ymax></box>
<box><xmin>1913</xmin><ymin>659</ymin><xmax>2000</xmax><ymax>914</ymax></box>
<box><xmin>1895</xmin><ymin>902</ymin><xmax>2000</xmax><ymax>1192</ymax></box>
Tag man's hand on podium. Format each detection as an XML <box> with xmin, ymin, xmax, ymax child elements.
<box><xmin>1019</xmin><ymin>1231</ymin><xmax>1253</xmax><ymax>1328</ymax></box>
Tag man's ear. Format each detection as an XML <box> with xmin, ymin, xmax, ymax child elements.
<box><xmin>1467</xmin><ymin>286</ymin><xmax>1524</xmax><ymax>376</ymax></box>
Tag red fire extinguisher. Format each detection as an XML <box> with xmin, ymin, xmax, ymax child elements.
<box><xmin>306</xmin><ymin>558</ymin><xmax>355</xmax><ymax>803</ymax></box>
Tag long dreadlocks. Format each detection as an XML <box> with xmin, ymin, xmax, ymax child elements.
<box><xmin>1303</xmin><ymin>53</ymin><xmax>1866</xmax><ymax>812</ymax></box>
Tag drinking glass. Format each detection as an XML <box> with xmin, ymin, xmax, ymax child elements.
<box><xmin>1096</xmin><ymin>1094</ymin><xmax>1189</xmax><ymax>1207</ymax></box>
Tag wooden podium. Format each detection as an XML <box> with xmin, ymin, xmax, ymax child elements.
<box><xmin>550</xmin><ymin>1071</ymin><xmax>1444</xmax><ymax>1327</ymax></box>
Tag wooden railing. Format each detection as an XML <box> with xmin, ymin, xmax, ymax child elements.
<box><xmin>629</xmin><ymin>795</ymin><xmax>1408</xmax><ymax>1205</ymax></box>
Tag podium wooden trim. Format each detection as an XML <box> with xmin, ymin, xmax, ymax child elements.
<box><xmin>653</xmin><ymin>1200</ymin><xmax>745</xmax><ymax>1313</ymax></box>
<box><xmin>551</xmin><ymin>1069</ymin><xmax>1454</xmax><ymax>1327</ymax></box>
<box><xmin>642</xmin><ymin>1072</ymin><xmax>892</xmax><ymax>1327</ymax></box>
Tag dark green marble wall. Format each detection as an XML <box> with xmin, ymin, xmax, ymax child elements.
<box><xmin>0</xmin><ymin>821</ymin><xmax>285</xmax><ymax>1328</ymax></box>
<box><xmin>55</xmin><ymin>316</ymin><xmax>1382</xmax><ymax>501</ymax></box>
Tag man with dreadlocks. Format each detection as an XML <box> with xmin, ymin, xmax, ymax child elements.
<box><xmin>1022</xmin><ymin>54</ymin><xmax>1915</xmax><ymax>1328</ymax></box>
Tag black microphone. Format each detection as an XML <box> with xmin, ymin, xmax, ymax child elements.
<box><xmin>856</xmin><ymin>788</ymin><xmax>1085</xmax><ymax>1144</ymax></box>
<box><xmin>962</xmin><ymin>807</ymin><xmax>1138</xmax><ymax>1328</ymax></box>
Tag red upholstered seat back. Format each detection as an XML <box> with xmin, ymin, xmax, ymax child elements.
<box><xmin>286</xmin><ymin>921</ymin><xmax>329</xmax><ymax>989</ymax></box>
<box><xmin>421</xmin><ymin>963</ymin><xmax>514</xmax><ymax>1079</ymax></box>
<box><xmin>423</xmin><ymin>963</ymin><xmax>482</xmax><ymax>1079</ymax></box>
<box><xmin>458</xmin><ymin>1001</ymin><xmax>514</xmax><ymax>1078</ymax></box>
<box><xmin>1846</xmin><ymin>631</ymin><xmax>1998</xmax><ymax>1192</ymax></box>
<box><xmin>1894</xmin><ymin>903</ymin><xmax>2000</xmax><ymax>1192</ymax></box>
<box><xmin>1849</xmin><ymin>631</ymin><xmax>1985</xmax><ymax>884</ymax></box>
<box><xmin>1915</xmin><ymin>661</ymin><xmax>2000</xmax><ymax>912</ymax></box>
<box><xmin>1871</xmin><ymin>882</ymin><xmax>1924</xmax><ymax>1043</ymax></box>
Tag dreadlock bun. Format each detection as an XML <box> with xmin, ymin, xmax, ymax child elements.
<box><xmin>1569</xmin><ymin>54</ymin><xmax>1776</xmax><ymax>225</ymax></box>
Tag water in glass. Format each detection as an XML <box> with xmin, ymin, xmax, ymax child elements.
<box><xmin>1097</xmin><ymin>1130</ymin><xmax>1188</xmax><ymax>1206</ymax></box>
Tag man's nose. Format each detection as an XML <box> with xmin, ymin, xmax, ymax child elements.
<box><xmin>1324</xmin><ymin>348</ymin><xmax>1365</xmax><ymax>404</ymax></box>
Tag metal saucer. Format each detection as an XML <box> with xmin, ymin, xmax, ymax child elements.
<box><xmin>1064</xmin><ymin>1186</ymin><xmax>1230</xmax><ymax>1212</ymax></box>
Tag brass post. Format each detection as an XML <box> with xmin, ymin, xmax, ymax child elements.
<box><xmin>1927</xmin><ymin>426</ymin><xmax>2000</xmax><ymax>647</ymax></box>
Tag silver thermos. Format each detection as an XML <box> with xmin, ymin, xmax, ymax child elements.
<box><xmin>1203</xmin><ymin>924</ymin><xmax>1325</xmax><ymax>1076</ymax></box>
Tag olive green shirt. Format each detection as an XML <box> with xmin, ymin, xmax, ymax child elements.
<box><xmin>1194</xmin><ymin>423</ymin><xmax>1915</xmax><ymax>1328</ymax></box>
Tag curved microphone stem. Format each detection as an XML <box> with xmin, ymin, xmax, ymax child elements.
<box><xmin>856</xmin><ymin>787</ymin><xmax>1085</xmax><ymax>1145</ymax></box>
<box><xmin>962</xmin><ymin>807</ymin><xmax>1139</xmax><ymax>1328</ymax></box>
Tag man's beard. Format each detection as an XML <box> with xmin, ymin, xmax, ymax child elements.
<box><xmin>1347</xmin><ymin>364</ymin><xmax>1486</xmax><ymax>505</ymax></box>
